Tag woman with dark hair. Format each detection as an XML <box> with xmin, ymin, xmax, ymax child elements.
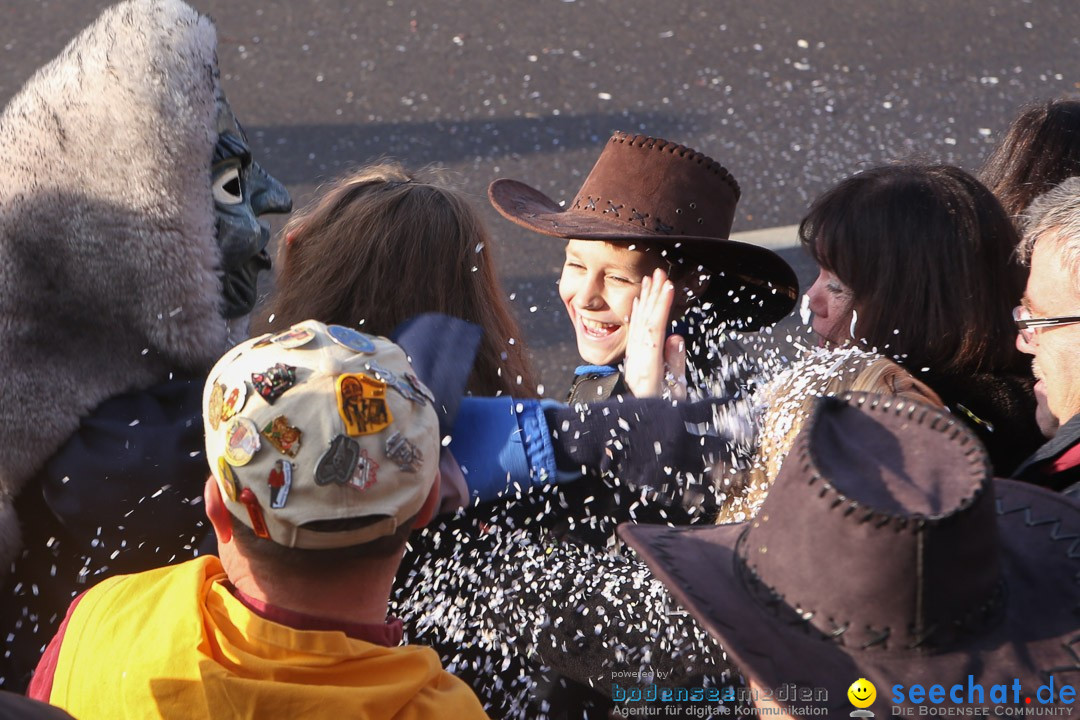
<box><xmin>259</xmin><ymin>161</ymin><xmax>538</xmax><ymax>398</ymax></box>
<box><xmin>980</xmin><ymin>98</ymin><xmax>1080</xmax><ymax>221</ymax></box>
<box><xmin>979</xmin><ymin>98</ymin><xmax>1080</xmax><ymax>438</ymax></box>
<box><xmin>798</xmin><ymin>163</ymin><xmax>1044</xmax><ymax>475</ymax></box>
<box><xmin>804</xmin><ymin>164</ymin><xmax>1021</xmax><ymax>371</ymax></box>
<box><xmin>716</xmin><ymin>163</ymin><xmax>1050</xmax><ymax>525</ymax></box>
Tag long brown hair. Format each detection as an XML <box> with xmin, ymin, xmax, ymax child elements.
<box><xmin>259</xmin><ymin>162</ymin><xmax>538</xmax><ymax>397</ymax></box>
<box><xmin>980</xmin><ymin>98</ymin><xmax>1080</xmax><ymax>220</ymax></box>
<box><xmin>799</xmin><ymin>163</ymin><xmax>1025</xmax><ymax>376</ymax></box>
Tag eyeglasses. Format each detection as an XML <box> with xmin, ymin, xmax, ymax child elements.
<box><xmin>1013</xmin><ymin>305</ymin><xmax>1080</xmax><ymax>344</ymax></box>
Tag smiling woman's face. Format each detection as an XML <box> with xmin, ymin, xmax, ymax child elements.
<box><xmin>558</xmin><ymin>239</ymin><xmax>671</xmax><ymax>366</ymax></box>
<box><xmin>805</xmin><ymin>267</ymin><xmax>856</xmax><ymax>347</ymax></box>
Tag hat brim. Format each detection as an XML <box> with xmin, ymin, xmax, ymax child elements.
<box><xmin>618</xmin><ymin>479</ymin><xmax>1080</xmax><ymax>714</ymax></box>
<box><xmin>489</xmin><ymin>179</ymin><xmax>798</xmax><ymax>329</ymax></box>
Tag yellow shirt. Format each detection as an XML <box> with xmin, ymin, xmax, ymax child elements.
<box><xmin>47</xmin><ymin>556</ymin><xmax>489</xmax><ymax>720</ymax></box>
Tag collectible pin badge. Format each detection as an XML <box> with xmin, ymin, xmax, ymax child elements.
<box><xmin>223</xmin><ymin>417</ymin><xmax>261</xmax><ymax>466</ymax></box>
<box><xmin>336</xmin><ymin>373</ymin><xmax>393</xmax><ymax>436</ymax></box>
<box><xmin>268</xmin><ymin>460</ymin><xmax>293</xmax><ymax>509</ymax></box>
<box><xmin>364</xmin><ymin>361</ymin><xmax>397</xmax><ymax>384</ymax></box>
<box><xmin>315</xmin><ymin>434</ymin><xmax>361</xmax><ymax>486</ymax></box>
<box><xmin>251</xmin><ymin>363</ymin><xmax>297</xmax><ymax>403</ymax></box>
<box><xmin>251</xmin><ymin>333</ymin><xmax>274</xmax><ymax>348</ymax></box>
<box><xmin>327</xmin><ymin>324</ymin><xmax>377</xmax><ymax>354</ymax></box>
<box><xmin>368</xmin><ymin>361</ymin><xmax>424</xmax><ymax>405</ymax></box>
<box><xmin>349</xmin><ymin>449</ymin><xmax>379</xmax><ymax>492</ymax></box>
<box><xmin>405</xmin><ymin>372</ymin><xmax>436</xmax><ymax>404</ymax></box>
<box><xmin>262</xmin><ymin>415</ymin><xmax>302</xmax><ymax>457</ymax></box>
<box><xmin>217</xmin><ymin>456</ymin><xmax>241</xmax><ymax>502</ymax></box>
<box><xmin>270</xmin><ymin>325</ymin><xmax>316</xmax><ymax>349</ymax></box>
<box><xmin>391</xmin><ymin>373</ymin><xmax>430</xmax><ymax>406</ymax></box>
<box><xmin>208</xmin><ymin>382</ymin><xmax>226</xmax><ymax>430</ymax></box>
<box><xmin>239</xmin><ymin>488</ymin><xmax>271</xmax><ymax>539</ymax></box>
<box><xmin>385</xmin><ymin>431</ymin><xmax>423</xmax><ymax>472</ymax></box>
<box><xmin>220</xmin><ymin>381</ymin><xmax>248</xmax><ymax>423</ymax></box>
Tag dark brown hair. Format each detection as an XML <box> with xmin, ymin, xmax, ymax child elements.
<box><xmin>980</xmin><ymin>98</ymin><xmax>1080</xmax><ymax>220</ymax></box>
<box><xmin>799</xmin><ymin>163</ymin><xmax>1025</xmax><ymax>375</ymax></box>
<box><xmin>259</xmin><ymin>162</ymin><xmax>538</xmax><ymax>398</ymax></box>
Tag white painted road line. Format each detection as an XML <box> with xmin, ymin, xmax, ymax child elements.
<box><xmin>730</xmin><ymin>224</ymin><xmax>800</xmax><ymax>250</ymax></box>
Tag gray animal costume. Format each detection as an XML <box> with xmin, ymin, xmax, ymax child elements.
<box><xmin>0</xmin><ymin>0</ymin><xmax>289</xmax><ymax>690</ymax></box>
<box><xmin>0</xmin><ymin>0</ymin><xmax>224</xmax><ymax>563</ymax></box>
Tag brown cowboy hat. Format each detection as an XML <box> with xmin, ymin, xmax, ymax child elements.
<box><xmin>619</xmin><ymin>393</ymin><xmax>1080</xmax><ymax>715</ymax></box>
<box><xmin>488</xmin><ymin>132</ymin><xmax>798</xmax><ymax>330</ymax></box>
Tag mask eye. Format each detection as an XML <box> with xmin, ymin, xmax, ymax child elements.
<box><xmin>213</xmin><ymin>167</ymin><xmax>243</xmax><ymax>205</ymax></box>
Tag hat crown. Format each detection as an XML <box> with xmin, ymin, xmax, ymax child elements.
<box><xmin>742</xmin><ymin>394</ymin><xmax>1002</xmax><ymax>652</ymax></box>
<box><xmin>568</xmin><ymin>132</ymin><xmax>740</xmax><ymax>241</ymax></box>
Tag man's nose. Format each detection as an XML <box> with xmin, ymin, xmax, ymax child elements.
<box><xmin>1016</xmin><ymin>327</ymin><xmax>1036</xmax><ymax>355</ymax></box>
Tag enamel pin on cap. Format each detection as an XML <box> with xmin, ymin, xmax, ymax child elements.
<box><xmin>251</xmin><ymin>363</ymin><xmax>296</xmax><ymax>403</ymax></box>
<box><xmin>350</xmin><ymin>449</ymin><xmax>379</xmax><ymax>492</ymax></box>
<box><xmin>268</xmin><ymin>460</ymin><xmax>292</xmax><ymax>509</ymax></box>
<box><xmin>217</xmin><ymin>456</ymin><xmax>241</xmax><ymax>501</ymax></box>
<box><xmin>261</xmin><ymin>415</ymin><xmax>301</xmax><ymax>457</ymax></box>
<box><xmin>270</xmin><ymin>325</ymin><xmax>316</xmax><ymax>349</ymax></box>
<box><xmin>314</xmin><ymin>434</ymin><xmax>361</xmax><ymax>486</ymax></box>
<box><xmin>223</xmin><ymin>417</ymin><xmax>260</xmax><ymax>466</ymax></box>
<box><xmin>327</xmin><ymin>324</ymin><xmax>377</xmax><ymax>354</ymax></box>
<box><xmin>386</xmin><ymin>431</ymin><xmax>423</xmax><ymax>472</ymax></box>
<box><xmin>336</xmin><ymin>374</ymin><xmax>392</xmax><ymax>436</ymax></box>
<box><xmin>219</xmin><ymin>381</ymin><xmax>248</xmax><ymax>423</ymax></box>
<box><xmin>208</xmin><ymin>382</ymin><xmax>226</xmax><ymax>430</ymax></box>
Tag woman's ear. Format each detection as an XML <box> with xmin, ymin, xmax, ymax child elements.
<box><xmin>284</xmin><ymin>228</ymin><xmax>301</xmax><ymax>249</ymax></box>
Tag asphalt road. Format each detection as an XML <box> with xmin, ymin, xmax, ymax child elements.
<box><xmin>3</xmin><ymin>0</ymin><xmax>1078</xmax><ymax>391</ymax></box>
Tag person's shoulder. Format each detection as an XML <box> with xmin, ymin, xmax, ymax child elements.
<box><xmin>81</xmin><ymin>555</ymin><xmax>222</xmax><ymax>609</ymax></box>
<box><xmin>422</xmin><ymin>668</ymin><xmax>491</xmax><ymax>719</ymax></box>
<box><xmin>393</xmin><ymin>643</ymin><xmax>491</xmax><ymax>718</ymax></box>
<box><xmin>851</xmin><ymin>356</ymin><xmax>944</xmax><ymax>406</ymax></box>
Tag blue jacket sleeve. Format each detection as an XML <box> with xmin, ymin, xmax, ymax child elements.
<box><xmin>449</xmin><ymin>397</ymin><xmax>578</xmax><ymax>503</ymax></box>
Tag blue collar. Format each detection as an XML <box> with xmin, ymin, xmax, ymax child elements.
<box><xmin>574</xmin><ymin>364</ymin><xmax>618</xmax><ymax>377</ymax></box>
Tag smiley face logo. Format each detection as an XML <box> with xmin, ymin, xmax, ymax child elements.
<box><xmin>848</xmin><ymin>678</ymin><xmax>877</xmax><ymax>708</ymax></box>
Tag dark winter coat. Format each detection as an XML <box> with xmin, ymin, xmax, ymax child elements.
<box><xmin>0</xmin><ymin>380</ymin><xmax>208</xmax><ymax>691</ymax></box>
<box><xmin>918</xmin><ymin>368</ymin><xmax>1046</xmax><ymax>477</ymax></box>
<box><xmin>1013</xmin><ymin>413</ymin><xmax>1080</xmax><ymax>491</ymax></box>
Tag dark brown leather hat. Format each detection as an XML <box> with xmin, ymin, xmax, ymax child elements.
<box><xmin>620</xmin><ymin>393</ymin><xmax>1080</xmax><ymax>715</ymax></box>
<box><xmin>488</xmin><ymin>132</ymin><xmax>798</xmax><ymax>330</ymax></box>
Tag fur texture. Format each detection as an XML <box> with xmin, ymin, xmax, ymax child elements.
<box><xmin>0</xmin><ymin>0</ymin><xmax>227</xmax><ymax>567</ymax></box>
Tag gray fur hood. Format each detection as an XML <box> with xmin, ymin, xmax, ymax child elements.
<box><xmin>0</xmin><ymin>0</ymin><xmax>228</xmax><ymax>561</ymax></box>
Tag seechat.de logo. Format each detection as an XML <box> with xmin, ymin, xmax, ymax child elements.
<box><xmin>891</xmin><ymin>675</ymin><xmax>1077</xmax><ymax>714</ymax></box>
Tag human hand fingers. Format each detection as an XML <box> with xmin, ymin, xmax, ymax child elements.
<box><xmin>625</xmin><ymin>271</ymin><xmax>676</xmax><ymax>398</ymax></box>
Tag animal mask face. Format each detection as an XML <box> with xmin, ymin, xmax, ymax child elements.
<box><xmin>212</xmin><ymin>97</ymin><xmax>292</xmax><ymax>319</ymax></box>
